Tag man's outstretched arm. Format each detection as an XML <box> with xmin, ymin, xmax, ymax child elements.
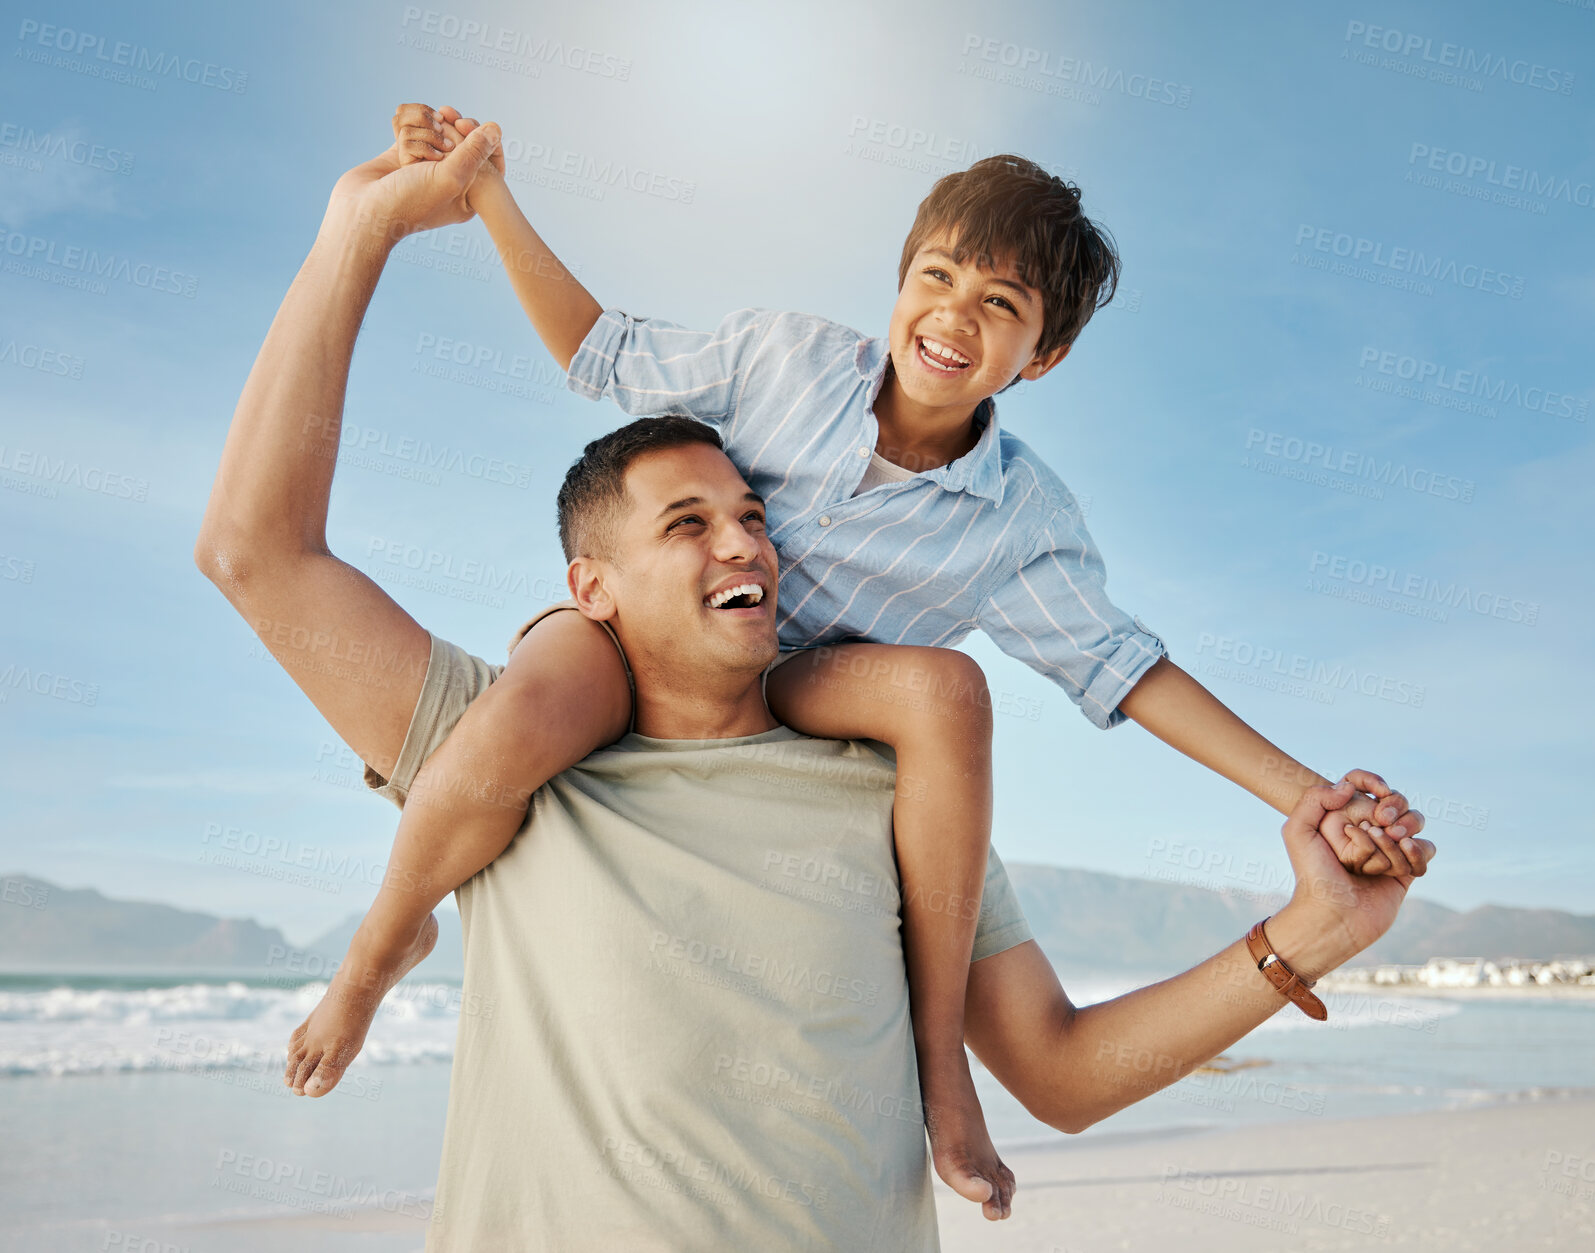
<box><xmin>194</xmin><ymin>126</ymin><xmax>501</xmax><ymax>779</ymax></box>
<box><xmin>963</xmin><ymin>780</ymin><xmax>1433</xmax><ymax>1134</ymax></box>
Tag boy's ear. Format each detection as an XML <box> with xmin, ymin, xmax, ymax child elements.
<box><xmin>1018</xmin><ymin>341</ymin><xmax>1071</xmax><ymax>383</ymax></box>
<box><xmin>568</xmin><ymin>558</ymin><xmax>618</xmax><ymax>622</ymax></box>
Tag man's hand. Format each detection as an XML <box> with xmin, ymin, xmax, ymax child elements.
<box><xmin>323</xmin><ymin>111</ymin><xmax>502</xmax><ymax>250</ymax></box>
<box><xmin>391</xmin><ymin>102</ymin><xmax>504</xmax><ymax>215</ymax></box>
<box><xmin>1282</xmin><ymin>778</ymin><xmax>1434</xmax><ymax>974</ymax></box>
<box><xmin>1317</xmin><ymin>768</ymin><xmax>1429</xmax><ymax>877</ymax></box>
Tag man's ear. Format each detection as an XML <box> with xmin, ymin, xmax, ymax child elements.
<box><xmin>1017</xmin><ymin>340</ymin><xmax>1070</xmax><ymax>383</ymax></box>
<box><xmin>568</xmin><ymin>558</ymin><xmax>618</xmax><ymax>622</ymax></box>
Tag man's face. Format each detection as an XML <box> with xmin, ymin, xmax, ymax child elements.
<box><xmin>886</xmin><ymin>229</ymin><xmax>1063</xmax><ymax>415</ymax></box>
<box><xmin>599</xmin><ymin>443</ymin><xmax>779</xmax><ymax>677</ymax></box>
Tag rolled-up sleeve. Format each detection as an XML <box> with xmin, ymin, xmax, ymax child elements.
<box><xmin>566</xmin><ymin>307</ymin><xmax>773</xmax><ymax>434</ymax></box>
<box><xmin>978</xmin><ymin>500</ymin><xmax>1166</xmax><ymax>730</ymax></box>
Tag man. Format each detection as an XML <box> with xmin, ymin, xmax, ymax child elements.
<box><xmin>195</xmin><ymin>121</ymin><xmax>1433</xmax><ymax>1250</ymax></box>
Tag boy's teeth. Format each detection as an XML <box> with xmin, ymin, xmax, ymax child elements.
<box><xmin>705</xmin><ymin>583</ymin><xmax>764</xmax><ymax>608</ymax></box>
<box><xmin>919</xmin><ymin>338</ymin><xmax>970</xmax><ymax>368</ymax></box>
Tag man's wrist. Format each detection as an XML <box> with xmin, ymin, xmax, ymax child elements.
<box><xmin>1258</xmin><ymin>902</ymin><xmax>1358</xmax><ymax>985</ymax></box>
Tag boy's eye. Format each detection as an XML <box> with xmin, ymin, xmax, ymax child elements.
<box><xmin>923</xmin><ymin>267</ymin><xmax>951</xmax><ymax>283</ymax></box>
<box><xmin>986</xmin><ymin>295</ymin><xmax>1016</xmax><ymax>313</ymax></box>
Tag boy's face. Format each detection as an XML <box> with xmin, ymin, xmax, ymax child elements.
<box><xmin>885</xmin><ymin>229</ymin><xmax>1068</xmax><ymax>417</ymax></box>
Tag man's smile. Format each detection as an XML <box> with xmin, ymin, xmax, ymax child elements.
<box><xmin>702</xmin><ymin>574</ymin><xmax>769</xmax><ymax>615</ymax></box>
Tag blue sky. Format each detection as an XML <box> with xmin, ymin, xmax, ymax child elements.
<box><xmin>2</xmin><ymin>0</ymin><xmax>1590</xmax><ymax>943</ymax></box>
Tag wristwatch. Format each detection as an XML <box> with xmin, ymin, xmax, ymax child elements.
<box><xmin>1246</xmin><ymin>917</ymin><xmax>1328</xmax><ymax>1021</ymax></box>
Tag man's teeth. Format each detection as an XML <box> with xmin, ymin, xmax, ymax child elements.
<box><xmin>705</xmin><ymin>583</ymin><xmax>765</xmax><ymax>608</ymax></box>
<box><xmin>919</xmin><ymin>337</ymin><xmax>971</xmax><ymax>369</ymax></box>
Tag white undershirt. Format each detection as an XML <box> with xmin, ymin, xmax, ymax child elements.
<box><xmin>851</xmin><ymin>450</ymin><xmax>919</xmax><ymax>496</ymax></box>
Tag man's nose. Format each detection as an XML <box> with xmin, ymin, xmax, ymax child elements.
<box><xmin>710</xmin><ymin>516</ymin><xmax>760</xmax><ymax>562</ymax></box>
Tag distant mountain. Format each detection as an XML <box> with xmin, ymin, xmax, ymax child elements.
<box><xmin>0</xmin><ymin>874</ymin><xmax>290</xmax><ymax>971</ymax></box>
<box><xmin>3</xmin><ymin>867</ymin><xmax>1590</xmax><ymax>977</ymax></box>
<box><xmin>1004</xmin><ymin>863</ymin><xmax>1595</xmax><ymax>974</ymax></box>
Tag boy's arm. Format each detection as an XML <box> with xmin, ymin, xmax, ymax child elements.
<box><xmin>393</xmin><ymin>103</ymin><xmax>601</xmax><ymax>369</ymax></box>
<box><xmin>392</xmin><ymin>104</ymin><xmax>771</xmax><ymax>426</ymax></box>
<box><xmin>1118</xmin><ymin>661</ymin><xmax>1426</xmax><ymax>873</ymax></box>
<box><xmin>977</xmin><ymin>499</ymin><xmax>1425</xmax><ymax>873</ymax></box>
<box><xmin>963</xmin><ymin>781</ymin><xmax>1421</xmax><ymax>1132</ymax></box>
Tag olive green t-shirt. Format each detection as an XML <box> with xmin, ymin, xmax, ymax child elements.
<box><xmin>366</xmin><ymin>634</ymin><xmax>1033</xmax><ymax>1252</ymax></box>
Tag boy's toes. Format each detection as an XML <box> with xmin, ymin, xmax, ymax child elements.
<box><xmin>303</xmin><ymin>1054</ymin><xmax>346</xmax><ymax>1098</ymax></box>
<box><xmin>982</xmin><ymin>1163</ymin><xmax>1016</xmax><ymax>1221</ymax></box>
<box><xmin>290</xmin><ymin>1051</ymin><xmax>321</xmax><ymax>1095</ymax></box>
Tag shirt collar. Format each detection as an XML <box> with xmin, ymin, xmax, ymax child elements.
<box><xmin>856</xmin><ymin>337</ymin><xmax>1007</xmax><ymax>507</ymax></box>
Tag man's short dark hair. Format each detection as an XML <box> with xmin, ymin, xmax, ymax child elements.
<box><xmin>898</xmin><ymin>154</ymin><xmax>1120</xmax><ymax>357</ymax></box>
<box><xmin>556</xmin><ymin>416</ymin><xmax>725</xmax><ymax>562</ymax></box>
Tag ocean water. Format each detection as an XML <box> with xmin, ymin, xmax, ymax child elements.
<box><xmin>3</xmin><ymin>971</ymin><xmax>1592</xmax><ymax>1252</ymax></box>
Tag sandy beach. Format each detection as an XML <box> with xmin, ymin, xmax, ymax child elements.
<box><xmin>935</xmin><ymin>1095</ymin><xmax>1595</xmax><ymax>1251</ymax></box>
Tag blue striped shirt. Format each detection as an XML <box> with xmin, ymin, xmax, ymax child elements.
<box><xmin>568</xmin><ymin>308</ymin><xmax>1166</xmax><ymax>729</ymax></box>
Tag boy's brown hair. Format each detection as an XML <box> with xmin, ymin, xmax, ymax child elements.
<box><xmin>898</xmin><ymin>154</ymin><xmax>1120</xmax><ymax>357</ymax></box>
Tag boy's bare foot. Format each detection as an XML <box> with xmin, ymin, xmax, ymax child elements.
<box><xmin>921</xmin><ymin>1054</ymin><xmax>1015</xmax><ymax>1220</ymax></box>
<box><xmin>284</xmin><ymin>912</ymin><xmax>438</xmax><ymax>1097</ymax></box>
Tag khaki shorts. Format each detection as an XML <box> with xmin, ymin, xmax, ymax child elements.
<box><xmin>508</xmin><ymin>601</ymin><xmax>803</xmax><ymax>734</ymax></box>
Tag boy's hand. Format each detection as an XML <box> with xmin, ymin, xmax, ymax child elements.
<box><xmin>1318</xmin><ymin>769</ymin><xmax>1431</xmax><ymax>878</ymax></box>
<box><xmin>392</xmin><ymin>103</ymin><xmax>504</xmax><ymax>210</ymax></box>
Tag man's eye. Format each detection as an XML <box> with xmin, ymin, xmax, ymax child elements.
<box><xmin>667</xmin><ymin>515</ymin><xmax>703</xmax><ymax>531</ymax></box>
<box><xmin>743</xmin><ymin>512</ymin><xmax>766</xmax><ymax>527</ymax></box>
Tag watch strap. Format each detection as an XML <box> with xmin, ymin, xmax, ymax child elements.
<box><xmin>1246</xmin><ymin>918</ymin><xmax>1328</xmax><ymax>1021</ymax></box>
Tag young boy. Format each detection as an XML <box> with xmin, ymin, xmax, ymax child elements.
<box><xmin>284</xmin><ymin>104</ymin><xmax>1430</xmax><ymax>1216</ymax></box>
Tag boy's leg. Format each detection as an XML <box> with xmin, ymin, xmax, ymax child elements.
<box><xmin>287</xmin><ymin>608</ymin><xmax>631</xmax><ymax>1096</ymax></box>
<box><xmin>766</xmin><ymin>643</ymin><xmax>1015</xmax><ymax>1220</ymax></box>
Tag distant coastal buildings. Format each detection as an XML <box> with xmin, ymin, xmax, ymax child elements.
<box><xmin>1326</xmin><ymin>956</ymin><xmax>1595</xmax><ymax>992</ymax></box>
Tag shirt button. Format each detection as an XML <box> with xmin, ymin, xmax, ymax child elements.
<box><xmin>858</xmin><ymin>446</ymin><xmax>870</xmax><ymax>457</ymax></box>
<box><xmin>818</xmin><ymin>515</ymin><xmax>832</xmax><ymax>527</ymax></box>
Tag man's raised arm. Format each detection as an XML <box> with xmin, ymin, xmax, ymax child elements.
<box><xmin>194</xmin><ymin>123</ymin><xmax>501</xmax><ymax>779</ymax></box>
<box><xmin>963</xmin><ymin>779</ymin><xmax>1435</xmax><ymax>1137</ymax></box>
